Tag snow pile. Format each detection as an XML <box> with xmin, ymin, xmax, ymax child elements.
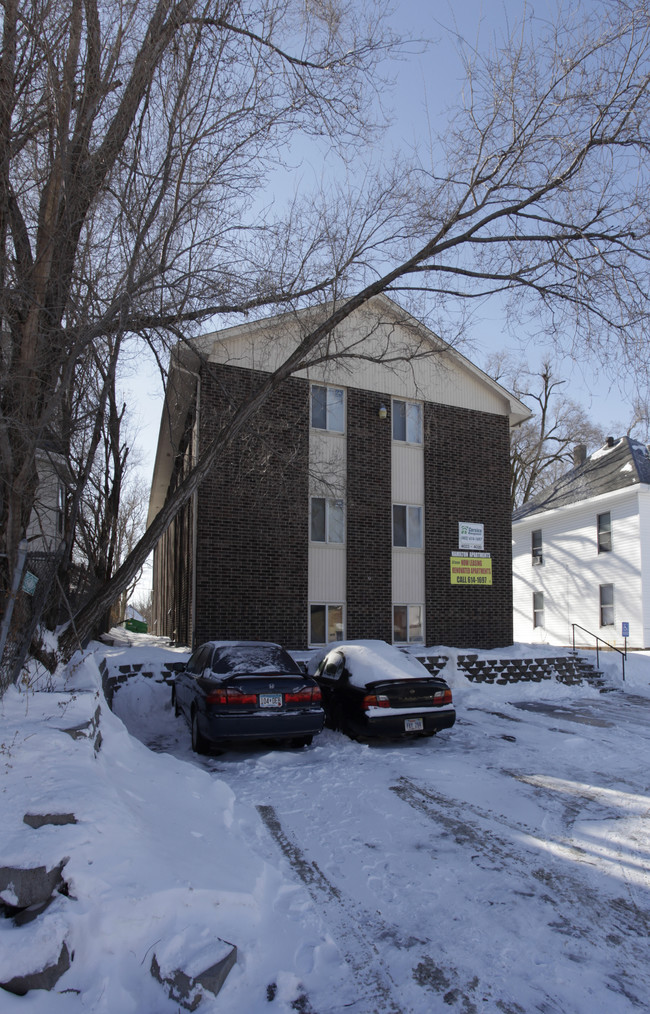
<box><xmin>1</xmin><ymin>638</ymin><xmax>649</xmax><ymax>1012</ymax></box>
<box><xmin>0</xmin><ymin>650</ymin><xmax>292</xmax><ymax>1013</ymax></box>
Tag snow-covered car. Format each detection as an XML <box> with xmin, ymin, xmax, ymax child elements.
<box><xmin>308</xmin><ymin>640</ymin><xmax>456</xmax><ymax>741</ymax></box>
<box><xmin>172</xmin><ymin>641</ymin><xmax>325</xmax><ymax>752</ymax></box>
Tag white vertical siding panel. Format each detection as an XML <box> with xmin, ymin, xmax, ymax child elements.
<box><xmin>391</xmin><ymin>443</ymin><xmax>424</xmax><ymax>503</ymax></box>
<box><xmin>392</xmin><ymin>552</ymin><xmax>426</xmax><ymax>602</ymax></box>
<box><xmin>308</xmin><ymin>545</ymin><xmax>346</xmax><ymax>601</ymax></box>
<box><xmin>309</xmin><ymin>429</ymin><xmax>346</xmax><ymax>494</ymax></box>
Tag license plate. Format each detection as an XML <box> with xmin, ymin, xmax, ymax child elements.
<box><xmin>259</xmin><ymin>694</ymin><xmax>283</xmax><ymax>709</ymax></box>
<box><xmin>405</xmin><ymin>717</ymin><xmax>424</xmax><ymax>732</ymax></box>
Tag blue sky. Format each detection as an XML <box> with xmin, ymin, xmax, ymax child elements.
<box><xmin>125</xmin><ymin>0</ymin><xmax>641</xmax><ymax>507</ymax></box>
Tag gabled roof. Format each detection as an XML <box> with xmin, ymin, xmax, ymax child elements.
<box><xmin>148</xmin><ymin>294</ymin><xmax>530</xmax><ymax>526</ymax></box>
<box><xmin>513</xmin><ymin>436</ymin><xmax>650</xmax><ymax>522</ymax></box>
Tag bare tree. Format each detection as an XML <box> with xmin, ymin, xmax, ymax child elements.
<box><xmin>487</xmin><ymin>353</ymin><xmax>606</xmax><ymax>507</ymax></box>
<box><xmin>3</xmin><ymin>1</ymin><xmax>650</xmax><ymax>666</ymax></box>
<box><xmin>0</xmin><ymin>0</ymin><xmax>399</xmax><ymax>670</ymax></box>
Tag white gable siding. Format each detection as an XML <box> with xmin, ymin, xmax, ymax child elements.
<box><xmin>512</xmin><ymin>488</ymin><xmax>644</xmax><ymax>648</ymax></box>
<box><xmin>200</xmin><ymin>301</ymin><xmax>521</xmax><ymax>421</ymax></box>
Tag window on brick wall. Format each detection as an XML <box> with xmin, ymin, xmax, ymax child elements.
<box><xmin>310</xmin><ymin>497</ymin><xmax>345</xmax><ymax>543</ymax></box>
<box><xmin>392</xmin><ymin>400</ymin><xmax>422</xmax><ymax>443</ymax></box>
<box><xmin>597</xmin><ymin>512</ymin><xmax>612</xmax><ymax>553</ymax></box>
<box><xmin>600</xmin><ymin>584</ymin><xmax>614</xmax><ymax>626</ymax></box>
<box><xmin>531</xmin><ymin>529</ymin><xmax>543</xmax><ymax>565</ymax></box>
<box><xmin>533</xmin><ymin>591</ymin><xmax>545</xmax><ymax>628</ymax></box>
<box><xmin>310</xmin><ymin>604</ymin><xmax>344</xmax><ymax>644</ymax></box>
<box><xmin>311</xmin><ymin>385</ymin><xmax>345</xmax><ymax>432</ymax></box>
<box><xmin>393</xmin><ymin>504</ymin><xmax>423</xmax><ymax>548</ymax></box>
<box><xmin>393</xmin><ymin>604</ymin><xmax>424</xmax><ymax>643</ymax></box>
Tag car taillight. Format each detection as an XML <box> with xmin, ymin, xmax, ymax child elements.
<box><xmin>205</xmin><ymin>688</ymin><xmax>258</xmax><ymax>706</ymax></box>
<box><xmin>362</xmin><ymin>694</ymin><xmax>390</xmax><ymax>710</ymax></box>
<box><xmin>284</xmin><ymin>687</ymin><xmax>322</xmax><ymax>705</ymax></box>
<box><xmin>433</xmin><ymin>689</ymin><xmax>453</xmax><ymax>705</ymax></box>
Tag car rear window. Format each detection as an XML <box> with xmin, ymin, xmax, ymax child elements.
<box><xmin>211</xmin><ymin>645</ymin><xmax>301</xmax><ymax>675</ymax></box>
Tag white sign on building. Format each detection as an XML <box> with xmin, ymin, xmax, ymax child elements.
<box><xmin>458</xmin><ymin>522</ymin><xmax>484</xmax><ymax>551</ymax></box>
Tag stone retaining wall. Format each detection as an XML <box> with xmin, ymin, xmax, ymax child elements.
<box><xmin>99</xmin><ymin>651</ymin><xmax>605</xmax><ymax>705</ymax></box>
<box><xmin>98</xmin><ymin>658</ymin><xmax>185</xmax><ymax>708</ymax></box>
<box><xmin>416</xmin><ymin>653</ymin><xmax>604</xmax><ymax>686</ymax></box>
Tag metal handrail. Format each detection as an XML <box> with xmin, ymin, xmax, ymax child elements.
<box><xmin>571</xmin><ymin>623</ymin><xmax>625</xmax><ymax>681</ymax></box>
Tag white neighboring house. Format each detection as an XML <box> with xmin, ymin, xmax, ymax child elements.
<box><xmin>512</xmin><ymin>436</ymin><xmax>650</xmax><ymax>650</ymax></box>
<box><xmin>25</xmin><ymin>446</ymin><xmax>67</xmax><ymax>553</ymax></box>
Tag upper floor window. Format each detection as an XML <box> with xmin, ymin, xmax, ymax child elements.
<box><xmin>600</xmin><ymin>583</ymin><xmax>614</xmax><ymax>626</ymax></box>
<box><xmin>310</xmin><ymin>497</ymin><xmax>345</xmax><ymax>544</ymax></box>
<box><xmin>311</xmin><ymin>385</ymin><xmax>344</xmax><ymax>433</ymax></box>
<box><xmin>597</xmin><ymin>512</ymin><xmax>612</xmax><ymax>553</ymax></box>
<box><xmin>532</xmin><ymin>529</ymin><xmax>543</xmax><ymax>565</ymax></box>
<box><xmin>392</xmin><ymin>400</ymin><xmax>422</xmax><ymax>444</ymax></box>
<box><xmin>533</xmin><ymin>591</ymin><xmax>545</xmax><ymax>628</ymax></box>
<box><xmin>393</xmin><ymin>504</ymin><xmax>423</xmax><ymax>548</ymax></box>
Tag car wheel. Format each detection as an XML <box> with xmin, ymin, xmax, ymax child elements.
<box><xmin>191</xmin><ymin>709</ymin><xmax>209</xmax><ymax>754</ymax></box>
<box><xmin>291</xmin><ymin>736</ymin><xmax>312</xmax><ymax>748</ymax></box>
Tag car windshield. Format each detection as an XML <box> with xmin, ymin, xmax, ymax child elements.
<box><xmin>211</xmin><ymin>645</ymin><xmax>301</xmax><ymax>675</ymax></box>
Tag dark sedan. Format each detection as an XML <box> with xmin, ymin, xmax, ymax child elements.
<box><xmin>173</xmin><ymin>641</ymin><xmax>325</xmax><ymax>752</ymax></box>
<box><xmin>309</xmin><ymin>640</ymin><xmax>456</xmax><ymax>741</ymax></box>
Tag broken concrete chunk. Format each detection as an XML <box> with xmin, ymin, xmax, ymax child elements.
<box><xmin>0</xmin><ymin>858</ymin><xmax>69</xmax><ymax>909</ymax></box>
<box><xmin>23</xmin><ymin>812</ymin><xmax>77</xmax><ymax>828</ymax></box>
<box><xmin>0</xmin><ymin>941</ymin><xmax>71</xmax><ymax>996</ymax></box>
<box><xmin>151</xmin><ymin>937</ymin><xmax>237</xmax><ymax>1011</ymax></box>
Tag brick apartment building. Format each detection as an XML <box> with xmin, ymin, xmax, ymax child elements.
<box><xmin>148</xmin><ymin>295</ymin><xmax>529</xmax><ymax>650</ymax></box>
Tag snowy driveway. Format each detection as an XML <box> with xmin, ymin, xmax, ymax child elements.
<box><xmin>117</xmin><ymin>678</ymin><xmax>650</xmax><ymax>1014</ymax></box>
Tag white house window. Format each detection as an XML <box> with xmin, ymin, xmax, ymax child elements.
<box><xmin>533</xmin><ymin>591</ymin><xmax>545</xmax><ymax>628</ymax></box>
<box><xmin>310</xmin><ymin>604</ymin><xmax>344</xmax><ymax>644</ymax></box>
<box><xmin>393</xmin><ymin>504</ymin><xmax>423</xmax><ymax>548</ymax></box>
<box><xmin>597</xmin><ymin>512</ymin><xmax>612</xmax><ymax>553</ymax></box>
<box><xmin>393</xmin><ymin>604</ymin><xmax>424</xmax><ymax>643</ymax></box>
<box><xmin>532</xmin><ymin>529</ymin><xmax>543</xmax><ymax>565</ymax></box>
<box><xmin>311</xmin><ymin>385</ymin><xmax>344</xmax><ymax>433</ymax></box>
<box><xmin>392</xmin><ymin>400</ymin><xmax>422</xmax><ymax>444</ymax></box>
<box><xmin>310</xmin><ymin>497</ymin><xmax>345</xmax><ymax>543</ymax></box>
<box><xmin>600</xmin><ymin>584</ymin><xmax>614</xmax><ymax>627</ymax></box>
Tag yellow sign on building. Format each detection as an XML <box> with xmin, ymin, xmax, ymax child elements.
<box><xmin>450</xmin><ymin>553</ymin><xmax>492</xmax><ymax>586</ymax></box>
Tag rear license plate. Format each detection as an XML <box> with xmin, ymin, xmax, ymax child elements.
<box><xmin>259</xmin><ymin>694</ymin><xmax>283</xmax><ymax>709</ymax></box>
<box><xmin>405</xmin><ymin>717</ymin><xmax>424</xmax><ymax>732</ymax></box>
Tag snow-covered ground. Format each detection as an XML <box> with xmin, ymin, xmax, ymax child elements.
<box><xmin>1</xmin><ymin>638</ymin><xmax>650</xmax><ymax>1013</ymax></box>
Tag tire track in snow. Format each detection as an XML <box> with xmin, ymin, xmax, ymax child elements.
<box><xmin>257</xmin><ymin>803</ymin><xmax>407</xmax><ymax>1014</ymax></box>
<box><xmin>389</xmin><ymin>775</ymin><xmax>650</xmax><ymax>1011</ymax></box>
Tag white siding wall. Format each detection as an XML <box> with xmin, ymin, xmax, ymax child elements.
<box><xmin>638</xmin><ymin>487</ymin><xmax>650</xmax><ymax>646</ymax></box>
<box><xmin>512</xmin><ymin>488</ymin><xmax>645</xmax><ymax>648</ymax></box>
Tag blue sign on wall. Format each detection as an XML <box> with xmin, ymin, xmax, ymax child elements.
<box><xmin>622</xmin><ymin>621</ymin><xmax>630</xmax><ymax>638</ymax></box>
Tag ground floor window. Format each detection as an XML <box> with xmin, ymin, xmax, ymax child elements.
<box><xmin>533</xmin><ymin>591</ymin><xmax>544</xmax><ymax>628</ymax></box>
<box><xmin>310</xmin><ymin>603</ymin><xmax>344</xmax><ymax>645</ymax></box>
<box><xmin>393</xmin><ymin>604</ymin><xmax>424</xmax><ymax>644</ymax></box>
<box><xmin>600</xmin><ymin>584</ymin><xmax>614</xmax><ymax>627</ymax></box>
